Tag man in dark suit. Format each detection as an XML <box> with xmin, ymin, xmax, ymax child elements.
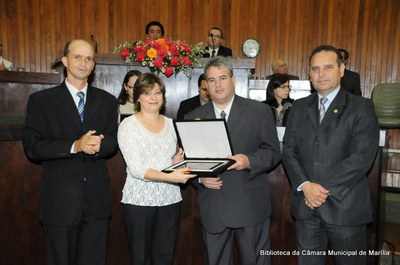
<box><xmin>186</xmin><ymin>57</ymin><xmax>281</xmax><ymax>265</ymax></box>
<box><xmin>338</xmin><ymin>48</ymin><xmax>362</xmax><ymax>96</ymax></box>
<box><xmin>202</xmin><ymin>27</ymin><xmax>233</xmax><ymax>58</ymax></box>
<box><xmin>23</xmin><ymin>39</ymin><xmax>118</xmax><ymax>265</ymax></box>
<box><xmin>176</xmin><ymin>73</ymin><xmax>210</xmax><ymax>120</ymax></box>
<box><xmin>282</xmin><ymin>45</ymin><xmax>379</xmax><ymax>265</ymax></box>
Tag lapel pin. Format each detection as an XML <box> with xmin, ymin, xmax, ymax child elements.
<box><xmin>333</xmin><ymin>109</ymin><xmax>339</xmax><ymax>113</ymax></box>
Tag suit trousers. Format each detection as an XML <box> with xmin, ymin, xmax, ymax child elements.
<box><xmin>43</xmin><ymin>186</ymin><xmax>109</xmax><ymax>265</ymax></box>
<box><xmin>296</xmin><ymin>213</ymin><xmax>367</xmax><ymax>265</ymax></box>
<box><xmin>202</xmin><ymin>218</ymin><xmax>271</xmax><ymax>265</ymax></box>
<box><xmin>123</xmin><ymin>202</ymin><xmax>181</xmax><ymax>265</ymax></box>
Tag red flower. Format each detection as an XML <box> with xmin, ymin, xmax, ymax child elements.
<box><xmin>136</xmin><ymin>51</ymin><xmax>146</xmax><ymax>62</ymax></box>
<box><xmin>170</xmin><ymin>57</ymin><xmax>180</xmax><ymax>66</ymax></box>
<box><xmin>183</xmin><ymin>45</ymin><xmax>191</xmax><ymax>53</ymax></box>
<box><xmin>164</xmin><ymin>67</ymin><xmax>174</xmax><ymax>77</ymax></box>
<box><xmin>153</xmin><ymin>57</ymin><xmax>164</xmax><ymax>68</ymax></box>
<box><xmin>169</xmin><ymin>45</ymin><xmax>180</xmax><ymax>56</ymax></box>
<box><xmin>120</xmin><ymin>48</ymin><xmax>131</xmax><ymax>60</ymax></box>
<box><xmin>157</xmin><ymin>49</ymin><xmax>168</xmax><ymax>58</ymax></box>
<box><xmin>182</xmin><ymin>56</ymin><xmax>192</xmax><ymax>66</ymax></box>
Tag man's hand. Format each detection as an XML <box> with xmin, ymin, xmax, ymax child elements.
<box><xmin>200</xmin><ymin>177</ymin><xmax>223</xmax><ymax>189</ymax></box>
<box><xmin>301</xmin><ymin>182</ymin><xmax>329</xmax><ymax>209</ymax></box>
<box><xmin>226</xmin><ymin>154</ymin><xmax>250</xmax><ymax>171</ymax></box>
<box><xmin>75</xmin><ymin>130</ymin><xmax>104</xmax><ymax>155</ymax></box>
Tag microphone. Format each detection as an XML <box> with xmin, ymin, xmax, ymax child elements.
<box><xmin>210</xmin><ymin>33</ymin><xmax>215</xmax><ymax>57</ymax></box>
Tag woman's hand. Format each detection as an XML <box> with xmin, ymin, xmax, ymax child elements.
<box><xmin>172</xmin><ymin>148</ymin><xmax>185</xmax><ymax>164</ymax></box>
<box><xmin>168</xmin><ymin>167</ymin><xmax>196</xmax><ymax>184</ymax></box>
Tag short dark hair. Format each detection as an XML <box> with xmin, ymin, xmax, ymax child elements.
<box><xmin>133</xmin><ymin>73</ymin><xmax>166</xmax><ymax>114</ymax></box>
<box><xmin>197</xmin><ymin>74</ymin><xmax>206</xmax><ymax>87</ymax></box>
<box><xmin>145</xmin><ymin>21</ymin><xmax>165</xmax><ymax>36</ymax></box>
<box><xmin>208</xmin><ymin>27</ymin><xmax>224</xmax><ymax>39</ymax></box>
<box><xmin>309</xmin><ymin>45</ymin><xmax>342</xmax><ymax>66</ymax></box>
<box><xmin>337</xmin><ymin>48</ymin><xmax>349</xmax><ymax>61</ymax></box>
<box><xmin>117</xmin><ymin>70</ymin><xmax>142</xmax><ymax>105</ymax></box>
<box><xmin>204</xmin><ymin>56</ymin><xmax>233</xmax><ymax>80</ymax></box>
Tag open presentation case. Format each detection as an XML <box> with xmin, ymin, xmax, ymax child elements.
<box><xmin>163</xmin><ymin>119</ymin><xmax>235</xmax><ymax>176</ymax></box>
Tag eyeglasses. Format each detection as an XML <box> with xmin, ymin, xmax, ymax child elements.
<box><xmin>126</xmin><ymin>84</ymin><xmax>135</xmax><ymax>89</ymax></box>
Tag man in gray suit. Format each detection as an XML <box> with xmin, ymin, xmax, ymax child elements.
<box><xmin>282</xmin><ymin>45</ymin><xmax>379</xmax><ymax>265</ymax></box>
<box><xmin>186</xmin><ymin>57</ymin><xmax>281</xmax><ymax>265</ymax></box>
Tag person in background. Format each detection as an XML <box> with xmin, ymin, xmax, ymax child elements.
<box><xmin>186</xmin><ymin>56</ymin><xmax>281</xmax><ymax>265</ymax></box>
<box><xmin>176</xmin><ymin>73</ymin><xmax>210</xmax><ymax>120</ymax></box>
<box><xmin>202</xmin><ymin>27</ymin><xmax>232</xmax><ymax>58</ymax></box>
<box><xmin>118</xmin><ymin>72</ymin><xmax>196</xmax><ymax>265</ymax></box>
<box><xmin>145</xmin><ymin>21</ymin><xmax>165</xmax><ymax>40</ymax></box>
<box><xmin>23</xmin><ymin>39</ymin><xmax>118</xmax><ymax>265</ymax></box>
<box><xmin>263</xmin><ymin>73</ymin><xmax>294</xmax><ymax>127</ymax></box>
<box><xmin>337</xmin><ymin>48</ymin><xmax>362</xmax><ymax>96</ymax></box>
<box><xmin>265</xmin><ymin>59</ymin><xmax>299</xmax><ymax>80</ymax></box>
<box><xmin>117</xmin><ymin>70</ymin><xmax>142</xmax><ymax>122</ymax></box>
<box><xmin>282</xmin><ymin>45</ymin><xmax>379</xmax><ymax>265</ymax></box>
<box><xmin>0</xmin><ymin>42</ymin><xmax>14</xmax><ymax>70</ymax></box>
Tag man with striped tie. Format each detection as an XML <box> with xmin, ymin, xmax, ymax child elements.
<box><xmin>23</xmin><ymin>39</ymin><xmax>118</xmax><ymax>265</ymax></box>
<box><xmin>282</xmin><ymin>45</ymin><xmax>379</xmax><ymax>265</ymax></box>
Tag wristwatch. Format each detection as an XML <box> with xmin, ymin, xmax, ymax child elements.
<box><xmin>242</xmin><ymin>38</ymin><xmax>260</xmax><ymax>58</ymax></box>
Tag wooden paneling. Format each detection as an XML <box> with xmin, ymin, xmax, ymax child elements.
<box><xmin>0</xmin><ymin>0</ymin><xmax>399</xmax><ymax>97</ymax></box>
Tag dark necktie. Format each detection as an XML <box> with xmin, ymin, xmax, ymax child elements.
<box><xmin>220</xmin><ymin>110</ymin><xmax>226</xmax><ymax>120</ymax></box>
<box><xmin>319</xmin><ymin>97</ymin><xmax>328</xmax><ymax>123</ymax></box>
<box><xmin>211</xmin><ymin>50</ymin><xmax>216</xmax><ymax>57</ymax></box>
<box><xmin>77</xmin><ymin>92</ymin><xmax>85</xmax><ymax>122</ymax></box>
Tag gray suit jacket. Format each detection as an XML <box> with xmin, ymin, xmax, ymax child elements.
<box><xmin>282</xmin><ymin>88</ymin><xmax>379</xmax><ymax>226</ymax></box>
<box><xmin>185</xmin><ymin>95</ymin><xmax>281</xmax><ymax>233</ymax></box>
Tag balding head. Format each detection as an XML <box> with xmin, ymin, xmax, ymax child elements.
<box><xmin>271</xmin><ymin>59</ymin><xmax>288</xmax><ymax>74</ymax></box>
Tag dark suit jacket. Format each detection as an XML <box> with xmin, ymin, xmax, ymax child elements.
<box><xmin>23</xmin><ymin>82</ymin><xmax>118</xmax><ymax>226</ymax></box>
<box><xmin>202</xmin><ymin>46</ymin><xmax>233</xmax><ymax>58</ymax></box>
<box><xmin>185</xmin><ymin>95</ymin><xmax>281</xmax><ymax>233</ymax></box>
<box><xmin>282</xmin><ymin>88</ymin><xmax>379</xmax><ymax>226</ymax></box>
<box><xmin>341</xmin><ymin>69</ymin><xmax>362</xmax><ymax>96</ymax></box>
<box><xmin>265</xmin><ymin>73</ymin><xmax>299</xmax><ymax>80</ymax></box>
<box><xmin>176</xmin><ymin>95</ymin><xmax>201</xmax><ymax>120</ymax></box>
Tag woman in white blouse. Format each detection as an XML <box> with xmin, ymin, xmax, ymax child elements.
<box><xmin>117</xmin><ymin>73</ymin><xmax>196</xmax><ymax>265</ymax></box>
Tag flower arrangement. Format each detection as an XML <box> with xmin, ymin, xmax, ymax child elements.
<box><xmin>114</xmin><ymin>39</ymin><xmax>205</xmax><ymax>78</ymax></box>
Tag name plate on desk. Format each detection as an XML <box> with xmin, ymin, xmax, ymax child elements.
<box><xmin>163</xmin><ymin>120</ymin><xmax>235</xmax><ymax>176</ymax></box>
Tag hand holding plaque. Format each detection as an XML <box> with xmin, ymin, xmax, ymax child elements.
<box><xmin>163</xmin><ymin>120</ymin><xmax>235</xmax><ymax>176</ymax></box>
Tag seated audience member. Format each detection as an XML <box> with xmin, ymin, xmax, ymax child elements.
<box><xmin>263</xmin><ymin>74</ymin><xmax>294</xmax><ymax>127</ymax></box>
<box><xmin>118</xmin><ymin>72</ymin><xmax>196</xmax><ymax>265</ymax></box>
<box><xmin>0</xmin><ymin>42</ymin><xmax>14</xmax><ymax>70</ymax></box>
<box><xmin>265</xmin><ymin>59</ymin><xmax>299</xmax><ymax>80</ymax></box>
<box><xmin>338</xmin><ymin>48</ymin><xmax>362</xmax><ymax>96</ymax></box>
<box><xmin>146</xmin><ymin>21</ymin><xmax>164</xmax><ymax>40</ymax></box>
<box><xmin>202</xmin><ymin>27</ymin><xmax>232</xmax><ymax>58</ymax></box>
<box><xmin>176</xmin><ymin>74</ymin><xmax>210</xmax><ymax>120</ymax></box>
<box><xmin>117</xmin><ymin>70</ymin><xmax>142</xmax><ymax>122</ymax></box>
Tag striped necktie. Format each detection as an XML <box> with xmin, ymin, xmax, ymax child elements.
<box><xmin>319</xmin><ymin>97</ymin><xmax>328</xmax><ymax>123</ymax></box>
<box><xmin>220</xmin><ymin>110</ymin><xmax>226</xmax><ymax>120</ymax></box>
<box><xmin>77</xmin><ymin>92</ymin><xmax>85</xmax><ymax>122</ymax></box>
